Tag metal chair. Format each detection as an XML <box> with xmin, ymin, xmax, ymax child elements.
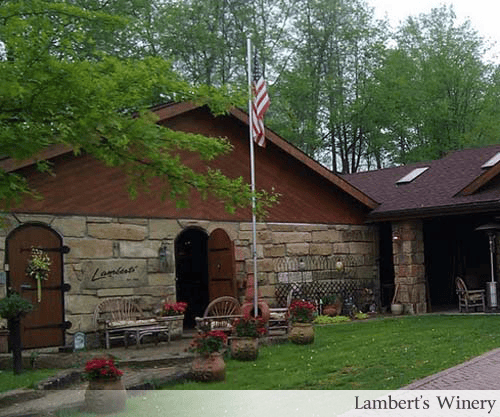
<box><xmin>456</xmin><ymin>277</ymin><xmax>486</xmax><ymax>312</ymax></box>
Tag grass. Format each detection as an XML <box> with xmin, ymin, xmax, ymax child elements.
<box><xmin>0</xmin><ymin>368</ymin><xmax>59</xmax><ymax>392</ymax></box>
<box><xmin>166</xmin><ymin>314</ymin><xmax>500</xmax><ymax>390</ymax></box>
<box><xmin>55</xmin><ymin>314</ymin><xmax>500</xmax><ymax>416</ymax></box>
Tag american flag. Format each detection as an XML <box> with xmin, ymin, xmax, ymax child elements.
<box><xmin>251</xmin><ymin>69</ymin><xmax>270</xmax><ymax>147</ymax></box>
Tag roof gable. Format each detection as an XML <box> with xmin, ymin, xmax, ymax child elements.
<box><xmin>5</xmin><ymin>102</ymin><xmax>377</xmax><ymax>224</ymax></box>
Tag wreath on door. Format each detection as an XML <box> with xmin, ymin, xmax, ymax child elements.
<box><xmin>26</xmin><ymin>248</ymin><xmax>51</xmax><ymax>303</ymax></box>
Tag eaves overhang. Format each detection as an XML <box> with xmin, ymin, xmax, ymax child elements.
<box><xmin>364</xmin><ymin>200</ymin><xmax>500</xmax><ymax>223</ymax></box>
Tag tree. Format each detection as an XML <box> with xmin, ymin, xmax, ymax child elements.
<box><xmin>370</xmin><ymin>6</ymin><xmax>497</xmax><ymax>164</ymax></box>
<box><xmin>0</xmin><ymin>1</ymin><xmax>275</xmax><ymax>215</ymax></box>
<box><xmin>270</xmin><ymin>0</ymin><xmax>388</xmax><ymax>173</ymax></box>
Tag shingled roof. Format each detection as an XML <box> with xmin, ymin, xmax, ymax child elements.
<box><xmin>341</xmin><ymin>145</ymin><xmax>500</xmax><ymax>221</ymax></box>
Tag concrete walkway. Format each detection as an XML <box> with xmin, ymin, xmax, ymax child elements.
<box><xmin>1</xmin><ymin>334</ymin><xmax>500</xmax><ymax>416</ymax></box>
<box><xmin>0</xmin><ymin>335</ymin><xmax>196</xmax><ymax>417</ymax></box>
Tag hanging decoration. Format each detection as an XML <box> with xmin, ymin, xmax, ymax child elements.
<box><xmin>26</xmin><ymin>248</ymin><xmax>51</xmax><ymax>303</ymax></box>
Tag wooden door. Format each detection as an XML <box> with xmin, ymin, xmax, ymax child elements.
<box><xmin>7</xmin><ymin>224</ymin><xmax>65</xmax><ymax>348</ymax></box>
<box><xmin>207</xmin><ymin>229</ymin><xmax>236</xmax><ymax>301</ymax></box>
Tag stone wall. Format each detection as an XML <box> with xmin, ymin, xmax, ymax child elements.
<box><xmin>391</xmin><ymin>220</ymin><xmax>427</xmax><ymax>314</ymax></box>
<box><xmin>0</xmin><ymin>214</ymin><xmax>379</xmax><ymax>346</ymax></box>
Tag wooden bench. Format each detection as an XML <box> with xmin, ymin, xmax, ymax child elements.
<box><xmin>93</xmin><ymin>298</ymin><xmax>173</xmax><ymax>349</ymax></box>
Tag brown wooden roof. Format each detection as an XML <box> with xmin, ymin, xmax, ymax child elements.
<box><xmin>342</xmin><ymin>145</ymin><xmax>500</xmax><ymax>221</ymax></box>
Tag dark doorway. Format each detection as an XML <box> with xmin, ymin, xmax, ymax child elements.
<box><xmin>6</xmin><ymin>223</ymin><xmax>66</xmax><ymax>349</ymax></box>
<box><xmin>379</xmin><ymin>222</ymin><xmax>395</xmax><ymax>309</ymax></box>
<box><xmin>175</xmin><ymin>228</ymin><xmax>209</xmax><ymax>328</ymax></box>
<box><xmin>424</xmin><ymin>215</ymin><xmax>491</xmax><ymax>308</ymax></box>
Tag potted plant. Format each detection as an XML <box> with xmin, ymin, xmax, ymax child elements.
<box><xmin>288</xmin><ymin>300</ymin><xmax>316</xmax><ymax>345</ymax></box>
<box><xmin>83</xmin><ymin>356</ymin><xmax>127</xmax><ymax>414</ymax></box>
<box><xmin>0</xmin><ymin>293</ymin><xmax>33</xmax><ymax>373</ymax></box>
<box><xmin>230</xmin><ymin>315</ymin><xmax>267</xmax><ymax>361</ymax></box>
<box><xmin>321</xmin><ymin>294</ymin><xmax>343</xmax><ymax>317</ymax></box>
<box><xmin>0</xmin><ymin>293</ymin><xmax>33</xmax><ymax>320</ymax></box>
<box><xmin>158</xmin><ymin>301</ymin><xmax>187</xmax><ymax>339</ymax></box>
<box><xmin>188</xmin><ymin>330</ymin><xmax>227</xmax><ymax>381</ymax></box>
<box><xmin>161</xmin><ymin>301</ymin><xmax>188</xmax><ymax>316</ymax></box>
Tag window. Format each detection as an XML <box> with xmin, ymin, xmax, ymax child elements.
<box><xmin>481</xmin><ymin>152</ymin><xmax>500</xmax><ymax>169</ymax></box>
<box><xmin>396</xmin><ymin>167</ymin><xmax>429</xmax><ymax>184</ymax></box>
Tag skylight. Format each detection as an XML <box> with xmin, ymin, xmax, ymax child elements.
<box><xmin>481</xmin><ymin>152</ymin><xmax>500</xmax><ymax>169</ymax></box>
<box><xmin>396</xmin><ymin>167</ymin><xmax>429</xmax><ymax>184</ymax></box>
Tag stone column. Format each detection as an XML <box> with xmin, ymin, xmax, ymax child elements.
<box><xmin>392</xmin><ymin>220</ymin><xmax>427</xmax><ymax>314</ymax></box>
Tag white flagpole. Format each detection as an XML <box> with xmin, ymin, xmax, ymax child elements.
<box><xmin>247</xmin><ymin>37</ymin><xmax>259</xmax><ymax>318</ymax></box>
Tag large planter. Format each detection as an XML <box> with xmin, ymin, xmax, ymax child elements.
<box><xmin>0</xmin><ymin>329</ymin><xmax>9</xmax><ymax>353</ymax></box>
<box><xmin>289</xmin><ymin>322</ymin><xmax>315</xmax><ymax>345</ymax></box>
<box><xmin>84</xmin><ymin>378</ymin><xmax>127</xmax><ymax>414</ymax></box>
<box><xmin>230</xmin><ymin>337</ymin><xmax>259</xmax><ymax>361</ymax></box>
<box><xmin>391</xmin><ymin>303</ymin><xmax>404</xmax><ymax>315</ymax></box>
<box><xmin>191</xmin><ymin>352</ymin><xmax>226</xmax><ymax>382</ymax></box>
<box><xmin>157</xmin><ymin>314</ymin><xmax>184</xmax><ymax>340</ymax></box>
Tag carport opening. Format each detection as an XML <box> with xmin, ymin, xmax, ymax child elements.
<box><xmin>424</xmin><ymin>216</ymin><xmax>491</xmax><ymax>310</ymax></box>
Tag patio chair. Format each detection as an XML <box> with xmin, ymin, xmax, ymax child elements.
<box><xmin>195</xmin><ymin>296</ymin><xmax>242</xmax><ymax>334</ymax></box>
<box><xmin>456</xmin><ymin>277</ymin><xmax>486</xmax><ymax>312</ymax></box>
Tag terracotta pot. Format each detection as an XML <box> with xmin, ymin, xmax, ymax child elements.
<box><xmin>84</xmin><ymin>378</ymin><xmax>127</xmax><ymax>414</ymax></box>
<box><xmin>191</xmin><ymin>352</ymin><xmax>226</xmax><ymax>381</ymax></box>
<box><xmin>230</xmin><ymin>337</ymin><xmax>259</xmax><ymax>361</ymax></box>
<box><xmin>323</xmin><ymin>304</ymin><xmax>342</xmax><ymax>317</ymax></box>
<box><xmin>289</xmin><ymin>322</ymin><xmax>315</xmax><ymax>345</ymax></box>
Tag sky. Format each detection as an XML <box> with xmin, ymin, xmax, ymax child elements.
<box><xmin>368</xmin><ymin>0</ymin><xmax>500</xmax><ymax>61</ymax></box>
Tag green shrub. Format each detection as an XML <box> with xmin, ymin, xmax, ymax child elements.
<box><xmin>313</xmin><ymin>315</ymin><xmax>351</xmax><ymax>324</ymax></box>
<box><xmin>354</xmin><ymin>312</ymin><xmax>369</xmax><ymax>320</ymax></box>
<box><xmin>0</xmin><ymin>293</ymin><xmax>33</xmax><ymax>320</ymax></box>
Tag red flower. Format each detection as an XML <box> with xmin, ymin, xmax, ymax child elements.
<box><xmin>188</xmin><ymin>330</ymin><xmax>228</xmax><ymax>355</ymax></box>
<box><xmin>288</xmin><ymin>300</ymin><xmax>316</xmax><ymax>323</ymax></box>
<box><xmin>232</xmin><ymin>314</ymin><xmax>267</xmax><ymax>338</ymax></box>
<box><xmin>162</xmin><ymin>301</ymin><xmax>188</xmax><ymax>316</ymax></box>
<box><xmin>84</xmin><ymin>357</ymin><xmax>123</xmax><ymax>381</ymax></box>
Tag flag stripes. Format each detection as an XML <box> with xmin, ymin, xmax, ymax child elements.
<box><xmin>251</xmin><ymin>75</ymin><xmax>270</xmax><ymax>147</ymax></box>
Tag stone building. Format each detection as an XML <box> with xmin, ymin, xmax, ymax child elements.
<box><xmin>1</xmin><ymin>103</ymin><xmax>379</xmax><ymax>349</ymax></box>
<box><xmin>343</xmin><ymin>145</ymin><xmax>500</xmax><ymax>314</ymax></box>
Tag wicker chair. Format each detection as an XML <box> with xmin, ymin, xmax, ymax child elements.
<box><xmin>456</xmin><ymin>277</ymin><xmax>486</xmax><ymax>313</ymax></box>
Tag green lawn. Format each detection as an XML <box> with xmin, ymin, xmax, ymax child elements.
<box><xmin>55</xmin><ymin>315</ymin><xmax>500</xmax><ymax>416</ymax></box>
<box><xmin>166</xmin><ymin>314</ymin><xmax>500</xmax><ymax>390</ymax></box>
<box><xmin>0</xmin><ymin>368</ymin><xmax>59</xmax><ymax>393</ymax></box>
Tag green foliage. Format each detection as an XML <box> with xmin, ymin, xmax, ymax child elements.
<box><xmin>0</xmin><ymin>293</ymin><xmax>33</xmax><ymax>320</ymax></box>
<box><xmin>313</xmin><ymin>315</ymin><xmax>351</xmax><ymax>324</ymax></box>
<box><xmin>0</xmin><ymin>0</ymin><xmax>277</xmax><ymax>213</ymax></box>
<box><xmin>369</xmin><ymin>6</ymin><xmax>498</xmax><ymax>165</ymax></box>
<box><xmin>354</xmin><ymin>312</ymin><xmax>369</xmax><ymax>320</ymax></box>
<box><xmin>0</xmin><ymin>368</ymin><xmax>58</xmax><ymax>393</ymax></box>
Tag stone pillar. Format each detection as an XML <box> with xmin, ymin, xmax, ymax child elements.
<box><xmin>392</xmin><ymin>220</ymin><xmax>427</xmax><ymax>314</ymax></box>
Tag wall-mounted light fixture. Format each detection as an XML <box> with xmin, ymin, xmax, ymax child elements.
<box><xmin>159</xmin><ymin>242</ymin><xmax>170</xmax><ymax>272</ymax></box>
<box><xmin>392</xmin><ymin>231</ymin><xmax>401</xmax><ymax>241</ymax></box>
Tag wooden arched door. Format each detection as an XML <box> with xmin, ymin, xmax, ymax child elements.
<box><xmin>207</xmin><ymin>228</ymin><xmax>236</xmax><ymax>301</ymax></box>
<box><xmin>6</xmin><ymin>224</ymin><xmax>66</xmax><ymax>348</ymax></box>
